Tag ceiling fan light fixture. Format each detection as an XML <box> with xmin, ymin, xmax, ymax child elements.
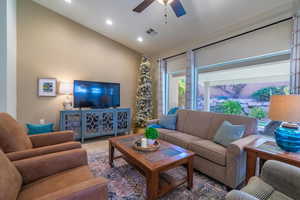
<box><xmin>157</xmin><ymin>0</ymin><xmax>174</xmax><ymax>5</ymax></box>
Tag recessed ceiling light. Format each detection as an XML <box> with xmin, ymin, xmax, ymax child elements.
<box><xmin>106</xmin><ymin>19</ymin><xmax>113</xmax><ymax>26</ymax></box>
<box><xmin>64</xmin><ymin>0</ymin><xmax>72</xmax><ymax>3</ymax></box>
<box><xmin>137</xmin><ymin>37</ymin><xmax>143</xmax><ymax>42</ymax></box>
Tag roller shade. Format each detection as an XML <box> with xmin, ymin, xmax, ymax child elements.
<box><xmin>195</xmin><ymin>20</ymin><xmax>292</xmax><ymax>67</ymax></box>
<box><xmin>166</xmin><ymin>54</ymin><xmax>187</xmax><ymax>73</ymax></box>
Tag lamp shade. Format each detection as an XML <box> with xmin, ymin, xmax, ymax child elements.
<box><xmin>59</xmin><ymin>82</ymin><xmax>73</xmax><ymax>95</ymax></box>
<box><xmin>269</xmin><ymin>95</ymin><xmax>300</xmax><ymax>122</ymax></box>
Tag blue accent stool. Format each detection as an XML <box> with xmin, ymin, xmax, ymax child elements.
<box><xmin>60</xmin><ymin>108</ymin><xmax>131</xmax><ymax>143</ymax></box>
<box><xmin>274</xmin><ymin>127</ymin><xmax>300</xmax><ymax>152</ymax></box>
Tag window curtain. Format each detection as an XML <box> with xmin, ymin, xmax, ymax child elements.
<box><xmin>157</xmin><ymin>59</ymin><xmax>167</xmax><ymax>117</ymax></box>
<box><xmin>290</xmin><ymin>14</ymin><xmax>300</xmax><ymax>94</ymax></box>
<box><xmin>185</xmin><ymin>50</ymin><xmax>195</xmax><ymax>109</ymax></box>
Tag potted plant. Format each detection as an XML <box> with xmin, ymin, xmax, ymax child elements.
<box><xmin>144</xmin><ymin>127</ymin><xmax>160</xmax><ymax>145</ymax></box>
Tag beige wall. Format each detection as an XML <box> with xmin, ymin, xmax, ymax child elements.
<box><xmin>17</xmin><ymin>0</ymin><xmax>141</xmax><ymax>128</ymax></box>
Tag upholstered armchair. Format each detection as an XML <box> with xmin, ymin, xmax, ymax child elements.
<box><xmin>0</xmin><ymin>113</ymin><xmax>81</xmax><ymax>161</ymax></box>
<box><xmin>226</xmin><ymin>160</ymin><xmax>300</xmax><ymax>200</ymax></box>
<box><xmin>0</xmin><ymin>148</ymin><xmax>108</xmax><ymax>200</ymax></box>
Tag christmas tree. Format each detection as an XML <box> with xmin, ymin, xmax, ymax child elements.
<box><xmin>135</xmin><ymin>57</ymin><xmax>153</xmax><ymax>128</ymax></box>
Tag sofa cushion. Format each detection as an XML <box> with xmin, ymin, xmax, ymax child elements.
<box><xmin>18</xmin><ymin>166</ymin><xmax>104</xmax><ymax>200</ymax></box>
<box><xmin>0</xmin><ymin>150</ymin><xmax>22</xmax><ymax>200</ymax></box>
<box><xmin>0</xmin><ymin>113</ymin><xmax>33</xmax><ymax>153</ymax></box>
<box><xmin>189</xmin><ymin>140</ymin><xmax>227</xmax><ymax>166</ymax></box>
<box><xmin>177</xmin><ymin>110</ymin><xmax>214</xmax><ymax>139</ymax></box>
<box><xmin>159</xmin><ymin>129</ymin><xmax>202</xmax><ymax>149</ymax></box>
<box><xmin>207</xmin><ymin>113</ymin><xmax>257</xmax><ymax>140</ymax></box>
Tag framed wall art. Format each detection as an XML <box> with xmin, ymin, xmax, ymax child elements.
<box><xmin>38</xmin><ymin>78</ymin><xmax>57</xmax><ymax>97</ymax></box>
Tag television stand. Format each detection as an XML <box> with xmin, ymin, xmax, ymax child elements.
<box><xmin>60</xmin><ymin>108</ymin><xmax>131</xmax><ymax>143</ymax></box>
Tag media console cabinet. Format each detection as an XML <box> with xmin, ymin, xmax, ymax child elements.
<box><xmin>60</xmin><ymin>108</ymin><xmax>131</xmax><ymax>142</ymax></box>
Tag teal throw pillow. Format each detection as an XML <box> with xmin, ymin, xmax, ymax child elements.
<box><xmin>213</xmin><ymin>121</ymin><xmax>245</xmax><ymax>147</ymax></box>
<box><xmin>167</xmin><ymin>107</ymin><xmax>180</xmax><ymax>115</ymax></box>
<box><xmin>26</xmin><ymin>123</ymin><xmax>54</xmax><ymax>135</ymax></box>
<box><xmin>159</xmin><ymin>115</ymin><xmax>177</xmax><ymax>130</ymax></box>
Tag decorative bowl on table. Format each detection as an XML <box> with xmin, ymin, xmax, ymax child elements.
<box><xmin>274</xmin><ymin>127</ymin><xmax>300</xmax><ymax>152</ymax></box>
<box><xmin>133</xmin><ymin>138</ymin><xmax>160</xmax><ymax>152</ymax></box>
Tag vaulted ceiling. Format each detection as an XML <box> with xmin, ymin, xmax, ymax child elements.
<box><xmin>34</xmin><ymin>0</ymin><xmax>295</xmax><ymax>56</ymax></box>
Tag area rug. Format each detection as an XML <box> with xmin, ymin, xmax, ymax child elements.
<box><xmin>88</xmin><ymin>151</ymin><xmax>227</xmax><ymax>200</ymax></box>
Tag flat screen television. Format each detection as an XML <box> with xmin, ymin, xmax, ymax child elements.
<box><xmin>73</xmin><ymin>80</ymin><xmax>120</xmax><ymax>109</ymax></box>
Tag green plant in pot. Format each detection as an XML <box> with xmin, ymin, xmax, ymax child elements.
<box><xmin>145</xmin><ymin>127</ymin><xmax>160</xmax><ymax>145</ymax></box>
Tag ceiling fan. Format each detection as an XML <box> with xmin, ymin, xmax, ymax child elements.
<box><xmin>133</xmin><ymin>0</ymin><xmax>186</xmax><ymax>18</ymax></box>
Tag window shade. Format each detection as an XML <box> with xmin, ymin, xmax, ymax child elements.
<box><xmin>195</xmin><ymin>20</ymin><xmax>292</xmax><ymax>67</ymax></box>
<box><xmin>166</xmin><ymin>54</ymin><xmax>187</xmax><ymax>73</ymax></box>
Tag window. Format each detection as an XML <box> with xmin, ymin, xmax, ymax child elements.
<box><xmin>165</xmin><ymin>54</ymin><xmax>187</xmax><ymax>112</ymax></box>
<box><xmin>196</xmin><ymin>59</ymin><xmax>290</xmax><ymax>133</ymax></box>
<box><xmin>167</xmin><ymin>71</ymin><xmax>186</xmax><ymax>110</ymax></box>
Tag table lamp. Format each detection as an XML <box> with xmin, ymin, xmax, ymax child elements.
<box><xmin>59</xmin><ymin>82</ymin><xmax>73</xmax><ymax>110</ymax></box>
<box><xmin>269</xmin><ymin>95</ymin><xmax>300</xmax><ymax>152</ymax></box>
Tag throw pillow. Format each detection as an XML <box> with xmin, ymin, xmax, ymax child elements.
<box><xmin>26</xmin><ymin>123</ymin><xmax>54</xmax><ymax>135</ymax></box>
<box><xmin>167</xmin><ymin>107</ymin><xmax>180</xmax><ymax>115</ymax></box>
<box><xmin>159</xmin><ymin>115</ymin><xmax>177</xmax><ymax>130</ymax></box>
<box><xmin>213</xmin><ymin>121</ymin><xmax>245</xmax><ymax>147</ymax></box>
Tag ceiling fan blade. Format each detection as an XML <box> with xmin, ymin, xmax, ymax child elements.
<box><xmin>170</xmin><ymin>0</ymin><xmax>186</xmax><ymax>17</ymax></box>
<box><xmin>133</xmin><ymin>0</ymin><xmax>156</xmax><ymax>13</ymax></box>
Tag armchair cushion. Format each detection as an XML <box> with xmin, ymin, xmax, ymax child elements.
<box><xmin>0</xmin><ymin>150</ymin><xmax>22</xmax><ymax>200</ymax></box>
<box><xmin>226</xmin><ymin>190</ymin><xmax>260</xmax><ymax>200</ymax></box>
<box><xmin>18</xmin><ymin>166</ymin><xmax>105</xmax><ymax>200</ymax></box>
<box><xmin>34</xmin><ymin>178</ymin><xmax>108</xmax><ymax>200</ymax></box>
<box><xmin>261</xmin><ymin>160</ymin><xmax>300</xmax><ymax>199</ymax></box>
<box><xmin>29</xmin><ymin>131</ymin><xmax>75</xmax><ymax>148</ymax></box>
<box><xmin>7</xmin><ymin>141</ymin><xmax>81</xmax><ymax>161</ymax></box>
<box><xmin>268</xmin><ymin>191</ymin><xmax>292</xmax><ymax>200</ymax></box>
<box><xmin>0</xmin><ymin>113</ymin><xmax>32</xmax><ymax>153</ymax></box>
<box><xmin>241</xmin><ymin>177</ymin><xmax>274</xmax><ymax>200</ymax></box>
<box><xmin>14</xmin><ymin>149</ymin><xmax>88</xmax><ymax>184</ymax></box>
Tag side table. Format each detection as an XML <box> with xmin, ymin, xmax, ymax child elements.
<box><xmin>245</xmin><ymin>137</ymin><xmax>300</xmax><ymax>183</ymax></box>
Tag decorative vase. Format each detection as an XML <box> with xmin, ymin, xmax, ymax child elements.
<box><xmin>274</xmin><ymin>127</ymin><xmax>300</xmax><ymax>152</ymax></box>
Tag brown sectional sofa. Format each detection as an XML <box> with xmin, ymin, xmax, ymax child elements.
<box><xmin>151</xmin><ymin>110</ymin><xmax>259</xmax><ymax>188</ymax></box>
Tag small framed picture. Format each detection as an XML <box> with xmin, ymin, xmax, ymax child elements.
<box><xmin>38</xmin><ymin>78</ymin><xmax>57</xmax><ymax>97</ymax></box>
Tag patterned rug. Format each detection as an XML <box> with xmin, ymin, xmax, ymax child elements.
<box><xmin>88</xmin><ymin>151</ymin><xmax>227</xmax><ymax>200</ymax></box>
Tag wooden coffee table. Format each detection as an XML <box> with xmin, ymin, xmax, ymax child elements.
<box><xmin>109</xmin><ymin>134</ymin><xmax>195</xmax><ymax>200</ymax></box>
<box><xmin>245</xmin><ymin>136</ymin><xmax>300</xmax><ymax>183</ymax></box>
